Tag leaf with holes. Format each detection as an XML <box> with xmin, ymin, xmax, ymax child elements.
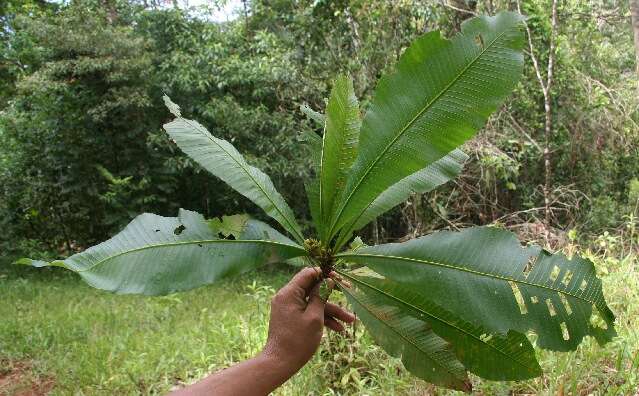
<box><xmin>337</xmin><ymin>226</ymin><xmax>616</xmax><ymax>351</ymax></box>
<box><xmin>208</xmin><ymin>214</ymin><xmax>250</xmax><ymax>239</ymax></box>
<box><xmin>337</xmin><ymin>271</ymin><xmax>542</xmax><ymax>381</ymax></box>
<box><xmin>20</xmin><ymin>209</ymin><xmax>305</xmax><ymax>295</ymax></box>
<box><xmin>163</xmin><ymin>96</ymin><xmax>305</xmax><ymax>244</ymax></box>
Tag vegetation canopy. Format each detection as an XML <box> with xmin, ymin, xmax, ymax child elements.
<box><xmin>20</xmin><ymin>11</ymin><xmax>616</xmax><ymax>391</ymax></box>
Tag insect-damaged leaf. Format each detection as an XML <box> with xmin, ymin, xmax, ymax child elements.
<box><xmin>20</xmin><ymin>209</ymin><xmax>306</xmax><ymax>295</ymax></box>
<box><xmin>338</xmin><ymin>271</ymin><xmax>541</xmax><ymax>381</ymax></box>
<box><xmin>338</xmin><ymin>226</ymin><xmax>616</xmax><ymax>352</ymax></box>
<box><xmin>208</xmin><ymin>214</ymin><xmax>249</xmax><ymax>239</ymax></box>
<box><xmin>163</xmin><ymin>96</ymin><xmax>305</xmax><ymax>243</ymax></box>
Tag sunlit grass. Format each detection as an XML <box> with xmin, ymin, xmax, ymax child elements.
<box><xmin>1</xmin><ymin>251</ymin><xmax>637</xmax><ymax>395</ymax></box>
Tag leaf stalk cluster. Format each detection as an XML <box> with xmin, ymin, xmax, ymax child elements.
<box><xmin>303</xmin><ymin>238</ymin><xmax>335</xmax><ymax>278</ymax></box>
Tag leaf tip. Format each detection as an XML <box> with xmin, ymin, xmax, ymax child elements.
<box><xmin>460</xmin><ymin>10</ymin><xmax>526</xmax><ymax>39</ymax></box>
<box><xmin>13</xmin><ymin>257</ymin><xmax>36</xmax><ymax>266</ymax></box>
<box><xmin>13</xmin><ymin>258</ymin><xmax>66</xmax><ymax>268</ymax></box>
<box><xmin>163</xmin><ymin>94</ymin><xmax>181</xmax><ymax>117</ymax></box>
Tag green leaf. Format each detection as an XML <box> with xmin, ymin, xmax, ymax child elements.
<box><xmin>14</xmin><ymin>257</ymin><xmax>66</xmax><ymax>268</ymax></box>
<box><xmin>300</xmin><ymin>103</ymin><xmax>326</xmax><ymax>127</ymax></box>
<box><xmin>163</xmin><ymin>95</ymin><xmax>305</xmax><ymax>243</ymax></box>
<box><xmin>338</xmin><ymin>226</ymin><xmax>616</xmax><ymax>351</ymax></box>
<box><xmin>208</xmin><ymin>214</ymin><xmax>249</xmax><ymax>238</ymax></box>
<box><xmin>319</xmin><ymin>75</ymin><xmax>360</xmax><ymax>242</ymax></box>
<box><xmin>305</xmin><ymin>181</ymin><xmax>322</xmax><ymax>237</ymax></box>
<box><xmin>338</xmin><ymin>278</ymin><xmax>472</xmax><ymax>392</ymax></box>
<box><xmin>25</xmin><ymin>209</ymin><xmax>306</xmax><ymax>295</ymax></box>
<box><xmin>298</xmin><ymin>105</ymin><xmax>323</xmax><ymax>179</ymax></box>
<box><xmin>329</xmin><ymin>12</ymin><xmax>525</xmax><ymax>239</ymax></box>
<box><xmin>298</xmin><ymin>127</ymin><xmax>323</xmax><ymax>235</ymax></box>
<box><xmin>338</xmin><ymin>271</ymin><xmax>541</xmax><ymax>381</ymax></box>
<box><xmin>299</xmin><ymin>129</ymin><xmax>323</xmax><ymax>172</ymax></box>
<box><xmin>335</xmin><ymin>149</ymin><xmax>468</xmax><ymax>249</ymax></box>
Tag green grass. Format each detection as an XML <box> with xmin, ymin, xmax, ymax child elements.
<box><xmin>1</xmin><ymin>251</ymin><xmax>637</xmax><ymax>395</ymax></box>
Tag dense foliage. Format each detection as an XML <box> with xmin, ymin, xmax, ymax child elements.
<box><xmin>1</xmin><ymin>1</ymin><xmax>637</xmax><ymax>258</ymax></box>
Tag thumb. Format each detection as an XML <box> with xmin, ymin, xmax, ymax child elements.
<box><xmin>305</xmin><ymin>282</ymin><xmax>325</xmax><ymax>317</ymax></box>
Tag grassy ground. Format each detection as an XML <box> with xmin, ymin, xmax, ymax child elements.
<box><xmin>1</xmin><ymin>250</ymin><xmax>637</xmax><ymax>395</ymax></box>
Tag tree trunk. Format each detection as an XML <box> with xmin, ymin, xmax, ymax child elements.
<box><xmin>631</xmin><ymin>0</ymin><xmax>639</xmax><ymax>75</ymax></box>
<box><xmin>517</xmin><ymin>0</ymin><xmax>558</xmax><ymax>233</ymax></box>
<box><xmin>542</xmin><ymin>0</ymin><xmax>558</xmax><ymax>228</ymax></box>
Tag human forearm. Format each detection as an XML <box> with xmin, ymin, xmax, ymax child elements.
<box><xmin>169</xmin><ymin>269</ymin><xmax>354</xmax><ymax>396</ymax></box>
<box><xmin>170</xmin><ymin>351</ymin><xmax>298</xmax><ymax>396</ymax></box>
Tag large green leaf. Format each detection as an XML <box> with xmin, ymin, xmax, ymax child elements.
<box><xmin>305</xmin><ymin>181</ymin><xmax>322</xmax><ymax>237</ymax></box>
<box><xmin>319</xmin><ymin>75</ymin><xmax>360</xmax><ymax>242</ymax></box>
<box><xmin>298</xmin><ymin>109</ymin><xmax>323</xmax><ymax>236</ymax></box>
<box><xmin>20</xmin><ymin>209</ymin><xmax>306</xmax><ymax>295</ymax></box>
<box><xmin>163</xmin><ymin>95</ymin><xmax>305</xmax><ymax>243</ymax></box>
<box><xmin>334</xmin><ymin>149</ymin><xmax>468</xmax><ymax>250</ymax></box>
<box><xmin>338</xmin><ymin>271</ymin><xmax>541</xmax><ymax>381</ymax></box>
<box><xmin>338</xmin><ymin>277</ymin><xmax>471</xmax><ymax>392</ymax></box>
<box><xmin>338</xmin><ymin>227</ymin><xmax>616</xmax><ymax>351</ymax></box>
<box><xmin>328</xmin><ymin>12</ymin><xmax>525</xmax><ymax>239</ymax></box>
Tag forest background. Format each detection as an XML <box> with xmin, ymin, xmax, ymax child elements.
<box><xmin>1</xmin><ymin>0</ymin><xmax>638</xmax><ymax>394</ymax></box>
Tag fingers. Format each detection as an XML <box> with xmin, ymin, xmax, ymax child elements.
<box><xmin>288</xmin><ymin>267</ymin><xmax>322</xmax><ymax>292</ymax></box>
<box><xmin>325</xmin><ymin>302</ymin><xmax>355</xmax><ymax>323</ymax></box>
<box><xmin>290</xmin><ymin>268</ymin><xmax>356</xmax><ymax>332</ymax></box>
<box><xmin>275</xmin><ymin>267</ymin><xmax>321</xmax><ymax>304</ymax></box>
<box><xmin>324</xmin><ymin>316</ymin><xmax>344</xmax><ymax>332</ymax></box>
<box><xmin>305</xmin><ymin>282</ymin><xmax>326</xmax><ymax>317</ymax></box>
<box><xmin>323</xmin><ymin>303</ymin><xmax>355</xmax><ymax>333</ymax></box>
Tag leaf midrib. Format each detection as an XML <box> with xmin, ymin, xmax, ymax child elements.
<box><xmin>174</xmin><ymin>117</ymin><xmax>304</xmax><ymax>243</ymax></box>
<box><xmin>319</xmin><ymin>85</ymin><xmax>360</xmax><ymax>242</ymax></box>
<box><xmin>77</xmin><ymin>239</ymin><xmax>305</xmax><ymax>273</ymax></box>
<box><xmin>337</xmin><ymin>279</ymin><xmax>467</xmax><ymax>384</ymax></box>
<box><xmin>334</xmin><ymin>151</ymin><xmax>467</xmax><ymax>250</ymax></box>
<box><xmin>337</xmin><ymin>252</ymin><xmax>594</xmax><ymax>305</ymax></box>
<box><xmin>338</xmin><ymin>269</ymin><xmax>539</xmax><ymax>373</ymax></box>
<box><xmin>329</xmin><ymin>28</ymin><xmax>511</xmax><ymax>240</ymax></box>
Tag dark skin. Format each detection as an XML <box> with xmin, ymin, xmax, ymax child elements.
<box><xmin>170</xmin><ymin>267</ymin><xmax>356</xmax><ymax>396</ymax></box>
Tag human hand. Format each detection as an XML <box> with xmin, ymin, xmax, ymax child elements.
<box><xmin>261</xmin><ymin>267</ymin><xmax>356</xmax><ymax>373</ymax></box>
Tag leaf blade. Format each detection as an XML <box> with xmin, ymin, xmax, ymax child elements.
<box><xmin>339</xmin><ymin>271</ymin><xmax>542</xmax><ymax>380</ymax></box>
<box><xmin>26</xmin><ymin>209</ymin><xmax>306</xmax><ymax>295</ymax></box>
<box><xmin>329</xmin><ymin>12</ymin><xmax>525</xmax><ymax>238</ymax></box>
<box><xmin>163</xmin><ymin>95</ymin><xmax>304</xmax><ymax>243</ymax></box>
<box><xmin>338</xmin><ymin>278</ymin><xmax>471</xmax><ymax>391</ymax></box>
<box><xmin>338</xmin><ymin>226</ymin><xmax>616</xmax><ymax>351</ymax></box>
<box><xmin>319</xmin><ymin>75</ymin><xmax>360</xmax><ymax>241</ymax></box>
<box><xmin>300</xmin><ymin>103</ymin><xmax>326</xmax><ymax>127</ymax></box>
<box><xmin>335</xmin><ymin>149</ymin><xmax>468</xmax><ymax>249</ymax></box>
